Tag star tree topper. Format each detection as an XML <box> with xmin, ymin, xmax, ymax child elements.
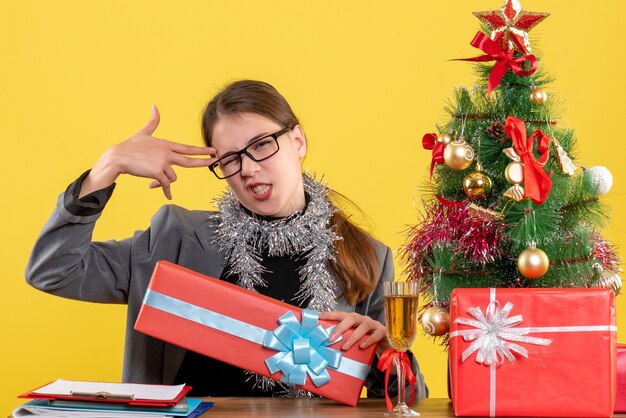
<box><xmin>473</xmin><ymin>0</ymin><xmax>549</xmax><ymax>55</ymax></box>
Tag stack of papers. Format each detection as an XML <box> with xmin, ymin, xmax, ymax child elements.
<box><xmin>14</xmin><ymin>379</ymin><xmax>212</xmax><ymax>418</ymax></box>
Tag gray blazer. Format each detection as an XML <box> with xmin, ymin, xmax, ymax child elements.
<box><xmin>26</xmin><ymin>192</ymin><xmax>427</xmax><ymax>397</ymax></box>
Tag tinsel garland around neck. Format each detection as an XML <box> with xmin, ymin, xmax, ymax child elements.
<box><xmin>211</xmin><ymin>174</ymin><xmax>341</xmax><ymax>312</ymax></box>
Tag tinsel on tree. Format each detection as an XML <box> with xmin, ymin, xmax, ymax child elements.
<box><xmin>403</xmin><ymin>0</ymin><xmax>622</xmax><ymax>340</ymax></box>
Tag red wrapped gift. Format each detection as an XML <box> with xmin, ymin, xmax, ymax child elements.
<box><xmin>134</xmin><ymin>261</ymin><xmax>377</xmax><ymax>406</ymax></box>
<box><xmin>449</xmin><ymin>288</ymin><xmax>617</xmax><ymax>417</ymax></box>
<box><xmin>617</xmin><ymin>343</ymin><xmax>626</xmax><ymax>413</ymax></box>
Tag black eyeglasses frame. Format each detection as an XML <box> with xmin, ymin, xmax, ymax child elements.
<box><xmin>208</xmin><ymin>127</ymin><xmax>292</xmax><ymax>179</ymax></box>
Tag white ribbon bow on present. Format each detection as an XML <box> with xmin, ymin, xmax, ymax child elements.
<box><xmin>454</xmin><ymin>300</ymin><xmax>553</xmax><ymax>365</ymax></box>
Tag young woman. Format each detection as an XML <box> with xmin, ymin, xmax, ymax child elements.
<box><xmin>26</xmin><ymin>80</ymin><xmax>427</xmax><ymax>398</ymax></box>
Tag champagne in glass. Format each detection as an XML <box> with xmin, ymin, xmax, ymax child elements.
<box><xmin>383</xmin><ymin>281</ymin><xmax>420</xmax><ymax>417</ymax></box>
<box><xmin>385</xmin><ymin>294</ymin><xmax>420</xmax><ymax>351</ymax></box>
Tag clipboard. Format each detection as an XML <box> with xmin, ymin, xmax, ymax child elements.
<box><xmin>19</xmin><ymin>379</ymin><xmax>192</xmax><ymax>407</ymax></box>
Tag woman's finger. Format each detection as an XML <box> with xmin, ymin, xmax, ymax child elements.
<box><xmin>161</xmin><ymin>184</ymin><xmax>172</xmax><ymax>200</ymax></box>
<box><xmin>341</xmin><ymin>322</ymin><xmax>373</xmax><ymax>350</ymax></box>
<box><xmin>168</xmin><ymin>141</ymin><xmax>216</xmax><ymax>156</ymax></box>
<box><xmin>152</xmin><ymin>171</ymin><xmax>172</xmax><ymax>200</ymax></box>
<box><xmin>163</xmin><ymin>165</ymin><xmax>178</xmax><ymax>183</ymax></box>
<box><xmin>136</xmin><ymin>105</ymin><xmax>161</xmax><ymax>136</ymax></box>
<box><xmin>318</xmin><ymin>311</ymin><xmax>348</xmax><ymax>321</ymax></box>
<box><xmin>171</xmin><ymin>153</ymin><xmax>216</xmax><ymax>168</ymax></box>
<box><xmin>328</xmin><ymin>314</ymin><xmax>357</xmax><ymax>342</ymax></box>
<box><xmin>359</xmin><ymin>327</ymin><xmax>387</xmax><ymax>349</ymax></box>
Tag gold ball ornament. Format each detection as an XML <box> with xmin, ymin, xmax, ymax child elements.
<box><xmin>518</xmin><ymin>247</ymin><xmax>550</xmax><ymax>279</ymax></box>
<box><xmin>421</xmin><ymin>306</ymin><xmax>450</xmax><ymax>336</ymax></box>
<box><xmin>439</xmin><ymin>132</ymin><xmax>454</xmax><ymax>145</ymax></box>
<box><xmin>504</xmin><ymin>161</ymin><xmax>525</xmax><ymax>184</ymax></box>
<box><xmin>529</xmin><ymin>88</ymin><xmax>548</xmax><ymax>105</ymax></box>
<box><xmin>464</xmin><ymin>170</ymin><xmax>493</xmax><ymax>199</ymax></box>
<box><xmin>443</xmin><ymin>138</ymin><xmax>475</xmax><ymax>170</ymax></box>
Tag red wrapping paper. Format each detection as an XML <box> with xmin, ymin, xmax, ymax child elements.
<box><xmin>134</xmin><ymin>261</ymin><xmax>377</xmax><ymax>406</ymax></box>
<box><xmin>617</xmin><ymin>343</ymin><xmax>626</xmax><ymax>413</ymax></box>
<box><xmin>450</xmin><ymin>288</ymin><xmax>617</xmax><ymax>417</ymax></box>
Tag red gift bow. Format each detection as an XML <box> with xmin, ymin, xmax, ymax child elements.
<box><xmin>455</xmin><ymin>32</ymin><xmax>538</xmax><ymax>98</ymax></box>
<box><xmin>422</xmin><ymin>133</ymin><xmax>445</xmax><ymax>179</ymax></box>
<box><xmin>377</xmin><ymin>349</ymin><xmax>417</xmax><ymax>412</ymax></box>
<box><xmin>422</xmin><ymin>133</ymin><xmax>467</xmax><ymax>208</ymax></box>
<box><xmin>505</xmin><ymin>115</ymin><xmax>552</xmax><ymax>204</ymax></box>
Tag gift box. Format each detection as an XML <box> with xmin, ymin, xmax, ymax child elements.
<box><xmin>134</xmin><ymin>261</ymin><xmax>377</xmax><ymax>406</ymax></box>
<box><xmin>449</xmin><ymin>288</ymin><xmax>617</xmax><ymax>417</ymax></box>
<box><xmin>617</xmin><ymin>343</ymin><xmax>626</xmax><ymax>413</ymax></box>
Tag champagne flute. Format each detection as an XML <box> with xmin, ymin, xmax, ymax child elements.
<box><xmin>383</xmin><ymin>281</ymin><xmax>420</xmax><ymax>416</ymax></box>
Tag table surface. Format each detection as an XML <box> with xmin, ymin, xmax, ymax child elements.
<box><xmin>196</xmin><ymin>397</ymin><xmax>626</xmax><ymax>417</ymax></box>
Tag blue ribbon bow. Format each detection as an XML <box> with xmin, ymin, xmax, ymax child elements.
<box><xmin>263</xmin><ymin>309</ymin><xmax>343</xmax><ymax>387</ymax></box>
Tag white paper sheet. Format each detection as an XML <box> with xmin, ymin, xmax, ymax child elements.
<box><xmin>32</xmin><ymin>379</ymin><xmax>186</xmax><ymax>401</ymax></box>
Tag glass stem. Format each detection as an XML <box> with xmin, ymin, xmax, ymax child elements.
<box><xmin>395</xmin><ymin>352</ymin><xmax>407</xmax><ymax>407</ymax></box>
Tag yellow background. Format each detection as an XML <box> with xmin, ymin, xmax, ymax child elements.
<box><xmin>2</xmin><ymin>1</ymin><xmax>625</xmax><ymax>413</ymax></box>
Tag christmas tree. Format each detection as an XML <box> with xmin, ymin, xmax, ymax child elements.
<box><xmin>403</xmin><ymin>0</ymin><xmax>622</xmax><ymax>339</ymax></box>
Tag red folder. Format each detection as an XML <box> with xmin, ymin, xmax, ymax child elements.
<box><xmin>19</xmin><ymin>379</ymin><xmax>191</xmax><ymax>407</ymax></box>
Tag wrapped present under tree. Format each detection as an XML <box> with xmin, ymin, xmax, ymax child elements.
<box><xmin>449</xmin><ymin>288</ymin><xmax>617</xmax><ymax>417</ymax></box>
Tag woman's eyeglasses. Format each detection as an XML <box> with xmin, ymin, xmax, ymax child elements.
<box><xmin>209</xmin><ymin>127</ymin><xmax>291</xmax><ymax>179</ymax></box>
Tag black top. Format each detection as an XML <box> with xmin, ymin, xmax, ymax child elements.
<box><xmin>173</xmin><ymin>249</ymin><xmax>310</xmax><ymax>396</ymax></box>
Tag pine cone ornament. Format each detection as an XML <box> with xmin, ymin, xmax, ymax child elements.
<box><xmin>487</xmin><ymin>121</ymin><xmax>506</xmax><ymax>140</ymax></box>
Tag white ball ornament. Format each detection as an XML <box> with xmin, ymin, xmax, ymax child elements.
<box><xmin>585</xmin><ymin>166</ymin><xmax>613</xmax><ymax>196</ymax></box>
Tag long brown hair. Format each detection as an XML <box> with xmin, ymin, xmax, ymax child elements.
<box><xmin>202</xmin><ymin>80</ymin><xmax>380</xmax><ymax>304</ymax></box>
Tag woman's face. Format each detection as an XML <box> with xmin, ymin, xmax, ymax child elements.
<box><xmin>211</xmin><ymin>112</ymin><xmax>307</xmax><ymax>218</ymax></box>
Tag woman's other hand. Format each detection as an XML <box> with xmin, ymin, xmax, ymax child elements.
<box><xmin>80</xmin><ymin>105</ymin><xmax>216</xmax><ymax>200</ymax></box>
<box><xmin>318</xmin><ymin>311</ymin><xmax>391</xmax><ymax>356</ymax></box>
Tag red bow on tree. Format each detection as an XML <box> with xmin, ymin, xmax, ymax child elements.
<box><xmin>377</xmin><ymin>348</ymin><xmax>417</xmax><ymax>412</ymax></box>
<box><xmin>505</xmin><ymin>115</ymin><xmax>552</xmax><ymax>204</ymax></box>
<box><xmin>422</xmin><ymin>133</ymin><xmax>445</xmax><ymax>180</ymax></box>
<box><xmin>455</xmin><ymin>32</ymin><xmax>538</xmax><ymax>98</ymax></box>
<box><xmin>422</xmin><ymin>133</ymin><xmax>466</xmax><ymax>208</ymax></box>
